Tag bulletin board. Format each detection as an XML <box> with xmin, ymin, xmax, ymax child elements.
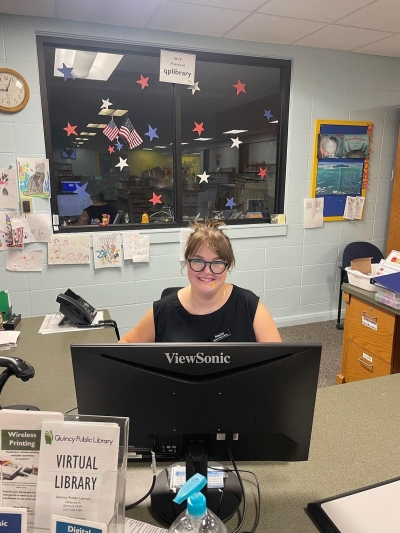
<box><xmin>310</xmin><ymin>119</ymin><xmax>373</xmax><ymax>221</ymax></box>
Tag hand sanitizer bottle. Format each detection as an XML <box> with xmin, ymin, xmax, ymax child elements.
<box><xmin>168</xmin><ymin>473</ymin><xmax>228</xmax><ymax>533</ymax></box>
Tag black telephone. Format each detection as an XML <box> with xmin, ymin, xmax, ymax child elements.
<box><xmin>56</xmin><ymin>289</ymin><xmax>97</xmax><ymax>326</ymax></box>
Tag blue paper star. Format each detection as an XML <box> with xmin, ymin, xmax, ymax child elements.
<box><xmin>263</xmin><ymin>110</ymin><xmax>273</xmax><ymax>121</ymax></box>
<box><xmin>145</xmin><ymin>125</ymin><xmax>159</xmax><ymax>142</ymax></box>
<box><xmin>73</xmin><ymin>182</ymin><xmax>91</xmax><ymax>200</ymax></box>
<box><xmin>57</xmin><ymin>63</ymin><xmax>75</xmax><ymax>81</ymax></box>
<box><xmin>115</xmin><ymin>140</ymin><xmax>123</xmax><ymax>151</ymax></box>
<box><xmin>225</xmin><ymin>197</ymin><xmax>237</xmax><ymax>209</ymax></box>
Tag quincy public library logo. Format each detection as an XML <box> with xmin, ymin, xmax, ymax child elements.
<box><xmin>45</xmin><ymin>430</ymin><xmax>54</xmax><ymax>445</ymax></box>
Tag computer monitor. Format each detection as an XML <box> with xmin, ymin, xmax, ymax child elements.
<box><xmin>71</xmin><ymin>342</ymin><xmax>321</xmax><ymax>522</ymax></box>
<box><xmin>60</xmin><ymin>181</ymin><xmax>81</xmax><ymax>192</ymax></box>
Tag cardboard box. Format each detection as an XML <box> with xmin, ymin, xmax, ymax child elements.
<box><xmin>350</xmin><ymin>257</ymin><xmax>373</xmax><ymax>274</ymax></box>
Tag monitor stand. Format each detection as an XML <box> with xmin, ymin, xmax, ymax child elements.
<box><xmin>151</xmin><ymin>439</ymin><xmax>242</xmax><ymax>525</ymax></box>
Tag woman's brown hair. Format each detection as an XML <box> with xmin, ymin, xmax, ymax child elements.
<box><xmin>184</xmin><ymin>219</ymin><xmax>236</xmax><ymax>269</ymax></box>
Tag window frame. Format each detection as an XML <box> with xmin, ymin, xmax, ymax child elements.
<box><xmin>37</xmin><ymin>35</ymin><xmax>291</xmax><ymax>233</ymax></box>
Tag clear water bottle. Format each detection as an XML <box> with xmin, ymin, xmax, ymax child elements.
<box><xmin>168</xmin><ymin>473</ymin><xmax>228</xmax><ymax>533</ymax></box>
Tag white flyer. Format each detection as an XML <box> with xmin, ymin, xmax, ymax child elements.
<box><xmin>34</xmin><ymin>421</ymin><xmax>120</xmax><ymax>529</ymax></box>
<box><xmin>343</xmin><ymin>196</ymin><xmax>356</xmax><ymax>220</ymax></box>
<box><xmin>0</xmin><ymin>410</ymin><xmax>63</xmax><ymax>533</ymax></box>
<box><xmin>303</xmin><ymin>198</ymin><xmax>324</xmax><ymax>229</ymax></box>
<box><xmin>125</xmin><ymin>517</ymin><xmax>167</xmax><ymax>533</ymax></box>
<box><xmin>353</xmin><ymin>196</ymin><xmax>365</xmax><ymax>219</ymax></box>
<box><xmin>132</xmin><ymin>235</ymin><xmax>150</xmax><ymax>263</ymax></box>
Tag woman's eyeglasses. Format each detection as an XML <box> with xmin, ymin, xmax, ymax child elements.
<box><xmin>188</xmin><ymin>258</ymin><xmax>228</xmax><ymax>274</ymax></box>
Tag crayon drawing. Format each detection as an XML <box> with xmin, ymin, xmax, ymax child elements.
<box><xmin>6</xmin><ymin>249</ymin><xmax>44</xmax><ymax>271</ymax></box>
<box><xmin>17</xmin><ymin>158</ymin><xmax>51</xmax><ymax>198</ymax></box>
<box><xmin>93</xmin><ymin>233</ymin><xmax>122</xmax><ymax>269</ymax></box>
<box><xmin>0</xmin><ymin>168</ymin><xmax>19</xmax><ymax>209</ymax></box>
<box><xmin>48</xmin><ymin>234</ymin><xmax>91</xmax><ymax>265</ymax></box>
<box><xmin>0</xmin><ymin>211</ymin><xmax>18</xmax><ymax>249</ymax></box>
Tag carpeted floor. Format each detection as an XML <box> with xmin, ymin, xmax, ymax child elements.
<box><xmin>278</xmin><ymin>320</ymin><xmax>344</xmax><ymax>388</ymax></box>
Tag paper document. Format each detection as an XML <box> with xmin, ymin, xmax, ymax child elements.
<box><xmin>34</xmin><ymin>420</ymin><xmax>120</xmax><ymax>528</ymax></box>
<box><xmin>303</xmin><ymin>198</ymin><xmax>324</xmax><ymax>228</ymax></box>
<box><xmin>169</xmin><ymin>465</ymin><xmax>224</xmax><ymax>490</ymax></box>
<box><xmin>0</xmin><ymin>330</ymin><xmax>20</xmax><ymax>350</ymax></box>
<box><xmin>125</xmin><ymin>517</ymin><xmax>167</xmax><ymax>533</ymax></box>
<box><xmin>354</xmin><ymin>196</ymin><xmax>365</xmax><ymax>219</ymax></box>
<box><xmin>38</xmin><ymin>311</ymin><xmax>104</xmax><ymax>335</ymax></box>
<box><xmin>132</xmin><ymin>235</ymin><xmax>150</xmax><ymax>263</ymax></box>
<box><xmin>0</xmin><ymin>410</ymin><xmax>63</xmax><ymax>532</ymax></box>
<box><xmin>374</xmin><ymin>250</ymin><xmax>400</xmax><ymax>277</ymax></box>
<box><xmin>343</xmin><ymin>196</ymin><xmax>356</xmax><ymax>220</ymax></box>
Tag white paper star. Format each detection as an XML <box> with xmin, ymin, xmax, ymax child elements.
<box><xmin>101</xmin><ymin>98</ymin><xmax>113</xmax><ymax>110</ymax></box>
<box><xmin>231</xmin><ymin>137</ymin><xmax>242</xmax><ymax>149</ymax></box>
<box><xmin>187</xmin><ymin>81</ymin><xmax>200</xmax><ymax>95</ymax></box>
<box><xmin>115</xmin><ymin>157</ymin><xmax>129</xmax><ymax>171</ymax></box>
<box><xmin>197</xmin><ymin>171</ymin><xmax>210</xmax><ymax>184</ymax></box>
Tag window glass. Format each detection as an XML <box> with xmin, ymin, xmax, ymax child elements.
<box><xmin>44</xmin><ymin>45</ymin><xmax>174</xmax><ymax>226</ymax></box>
<box><xmin>181</xmin><ymin>61</ymin><xmax>280</xmax><ymax>222</ymax></box>
<box><xmin>40</xmin><ymin>40</ymin><xmax>289</xmax><ymax>229</ymax></box>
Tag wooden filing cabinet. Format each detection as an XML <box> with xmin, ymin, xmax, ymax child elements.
<box><xmin>337</xmin><ymin>284</ymin><xmax>400</xmax><ymax>384</ymax></box>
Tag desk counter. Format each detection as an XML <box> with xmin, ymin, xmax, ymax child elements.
<box><xmin>2</xmin><ymin>313</ymin><xmax>115</xmax><ymax>413</ymax></box>
<box><xmin>126</xmin><ymin>373</ymin><xmax>400</xmax><ymax>532</ymax></box>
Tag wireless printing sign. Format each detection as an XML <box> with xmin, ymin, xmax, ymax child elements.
<box><xmin>0</xmin><ymin>411</ymin><xmax>63</xmax><ymax>533</ymax></box>
<box><xmin>33</xmin><ymin>421</ymin><xmax>120</xmax><ymax>529</ymax></box>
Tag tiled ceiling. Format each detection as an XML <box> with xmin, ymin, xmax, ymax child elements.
<box><xmin>1</xmin><ymin>0</ymin><xmax>400</xmax><ymax>58</ymax></box>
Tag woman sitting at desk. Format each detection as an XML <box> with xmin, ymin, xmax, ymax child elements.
<box><xmin>69</xmin><ymin>192</ymin><xmax>116</xmax><ymax>226</ymax></box>
<box><xmin>120</xmin><ymin>219</ymin><xmax>282</xmax><ymax>343</ymax></box>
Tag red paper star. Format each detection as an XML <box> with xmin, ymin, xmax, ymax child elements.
<box><xmin>193</xmin><ymin>122</ymin><xmax>204</xmax><ymax>136</ymax></box>
<box><xmin>137</xmin><ymin>75</ymin><xmax>149</xmax><ymax>90</ymax></box>
<box><xmin>108</xmin><ymin>145</ymin><xmax>115</xmax><ymax>154</ymax></box>
<box><xmin>63</xmin><ymin>123</ymin><xmax>78</xmax><ymax>136</ymax></box>
<box><xmin>149</xmin><ymin>192</ymin><xmax>162</xmax><ymax>205</ymax></box>
<box><xmin>233</xmin><ymin>79</ymin><xmax>246</xmax><ymax>95</ymax></box>
<box><xmin>258</xmin><ymin>167</ymin><xmax>267</xmax><ymax>179</ymax></box>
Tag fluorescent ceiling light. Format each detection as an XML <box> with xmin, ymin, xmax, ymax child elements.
<box><xmin>54</xmin><ymin>49</ymin><xmax>123</xmax><ymax>81</ymax></box>
<box><xmin>75</xmin><ymin>137</ymin><xmax>82</xmax><ymax>140</ymax></box>
<box><xmin>222</xmin><ymin>129</ymin><xmax>248</xmax><ymax>134</ymax></box>
<box><xmin>191</xmin><ymin>153</ymin><xmax>200</xmax><ymax>155</ymax></box>
<box><xmin>194</xmin><ymin>138</ymin><xmax>213</xmax><ymax>141</ymax></box>
<box><xmin>143</xmin><ymin>148</ymin><xmax>153</xmax><ymax>151</ymax></box>
<box><xmin>87</xmin><ymin>123</ymin><xmax>99</xmax><ymax>128</ymax></box>
<box><xmin>181</xmin><ymin>142</ymin><xmax>189</xmax><ymax>145</ymax></box>
<box><xmin>82</xmin><ymin>138</ymin><xmax>89</xmax><ymax>141</ymax></box>
<box><xmin>270</xmin><ymin>120</ymin><xmax>279</xmax><ymax>123</ymax></box>
<box><xmin>80</xmin><ymin>132</ymin><xmax>89</xmax><ymax>135</ymax></box>
<box><xmin>112</xmin><ymin>109</ymin><xmax>128</xmax><ymax>117</ymax></box>
<box><xmin>87</xmin><ymin>133</ymin><xmax>97</xmax><ymax>136</ymax></box>
<box><xmin>78</xmin><ymin>142</ymin><xmax>84</xmax><ymax>144</ymax></box>
<box><xmin>154</xmin><ymin>146</ymin><xmax>167</xmax><ymax>149</ymax></box>
<box><xmin>98</xmin><ymin>109</ymin><xmax>114</xmax><ymax>116</ymax></box>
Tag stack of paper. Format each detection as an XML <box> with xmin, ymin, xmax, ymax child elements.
<box><xmin>38</xmin><ymin>311</ymin><xmax>104</xmax><ymax>334</ymax></box>
<box><xmin>0</xmin><ymin>330</ymin><xmax>20</xmax><ymax>350</ymax></box>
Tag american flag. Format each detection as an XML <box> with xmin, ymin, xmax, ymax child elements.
<box><xmin>103</xmin><ymin>118</ymin><xmax>119</xmax><ymax>141</ymax></box>
<box><xmin>119</xmin><ymin>116</ymin><xmax>143</xmax><ymax>149</ymax></box>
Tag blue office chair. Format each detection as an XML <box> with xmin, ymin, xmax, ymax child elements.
<box><xmin>336</xmin><ymin>242</ymin><xmax>384</xmax><ymax>330</ymax></box>
<box><xmin>161</xmin><ymin>287</ymin><xmax>181</xmax><ymax>299</ymax></box>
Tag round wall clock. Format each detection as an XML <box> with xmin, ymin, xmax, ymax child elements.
<box><xmin>0</xmin><ymin>68</ymin><xmax>30</xmax><ymax>113</ymax></box>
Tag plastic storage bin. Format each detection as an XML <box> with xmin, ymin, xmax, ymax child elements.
<box><xmin>345</xmin><ymin>263</ymin><xmax>380</xmax><ymax>292</ymax></box>
<box><xmin>375</xmin><ymin>289</ymin><xmax>400</xmax><ymax>309</ymax></box>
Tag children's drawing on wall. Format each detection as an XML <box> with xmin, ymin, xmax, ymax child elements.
<box><xmin>132</xmin><ymin>234</ymin><xmax>150</xmax><ymax>263</ymax></box>
<box><xmin>8</xmin><ymin>217</ymin><xmax>25</xmax><ymax>248</ymax></box>
<box><xmin>17</xmin><ymin>158</ymin><xmax>51</xmax><ymax>198</ymax></box>
<box><xmin>0</xmin><ymin>168</ymin><xmax>19</xmax><ymax>209</ymax></box>
<box><xmin>6</xmin><ymin>249</ymin><xmax>44</xmax><ymax>271</ymax></box>
<box><xmin>93</xmin><ymin>233</ymin><xmax>122</xmax><ymax>269</ymax></box>
<box><xmin>48</xmin><ymin>234</ymin><xmax>90</xmax><ymax>265</ymax></box>
<box><xmin>0</xmin><ymin>211</ymin><xmax>17</xmax><ymax>249</ymax></box>
<box><xmin>317</xmin><ymin>134</ymin><xmax>343</xmax><ymax>159</ymax></box>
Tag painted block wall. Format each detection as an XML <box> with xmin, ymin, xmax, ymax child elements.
<box><xmin>1</xmin><ymin>14</ymin><xmax>400</xmax><ymax>336</ymax></box>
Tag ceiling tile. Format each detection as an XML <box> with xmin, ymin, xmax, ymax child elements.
<box><xmin>338</xmin><ymin>0</ymin><xmax>400</xmax><ymax>32</ymax></box>
<box><xmin>225</xmin><ymin>13</ymin><xmax>326</xmax><ymax>44</ymax></box>
<box><xmin>294</xmin><ymin>25</ymin><xmax>393</xmax><ymax>50</ymax></box>
<box><xmin>173</xmin><ymin>0</ymin><xmax>266</xmax><ymax>10</ymax></box>
<box><xmin>353</xmin><ymin>33</ymin><xmax>400</xmax><ymax>57</ymax></box>
<box><xmin>0</xmin><ymin>0</ymin><xmax>55</xmax><ymax>17</ymax></box>
<box><xmin>258</xmin><ymin>0</ymin><xmax>377</xmax><ymax>23</ymax></box>
<box><xmin>147</xmin><ymin>1</ymin><xmax>249</xmax><ymax>37</ymax></box>
<box><xmin>59</xmin><ymin>0</ymin><xmax>164</xmax><ymax>28</ymax></box>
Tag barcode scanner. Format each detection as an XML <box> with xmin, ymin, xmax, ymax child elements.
<box><xmin>0</xmin><ymin>356</ymin><xmax>38</xmax><ymax>411</ymax></box>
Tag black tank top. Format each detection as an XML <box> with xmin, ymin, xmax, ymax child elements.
<box><xmin>153</xmin><ymin>285</ymin><xmax>259</xmax><ymax>342</ymax></box>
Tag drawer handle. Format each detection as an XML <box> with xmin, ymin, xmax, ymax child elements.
<box><xmin>358</xmin><ymin>357</ymin><xmax>373</xmax><ymax>368</ymax></box>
